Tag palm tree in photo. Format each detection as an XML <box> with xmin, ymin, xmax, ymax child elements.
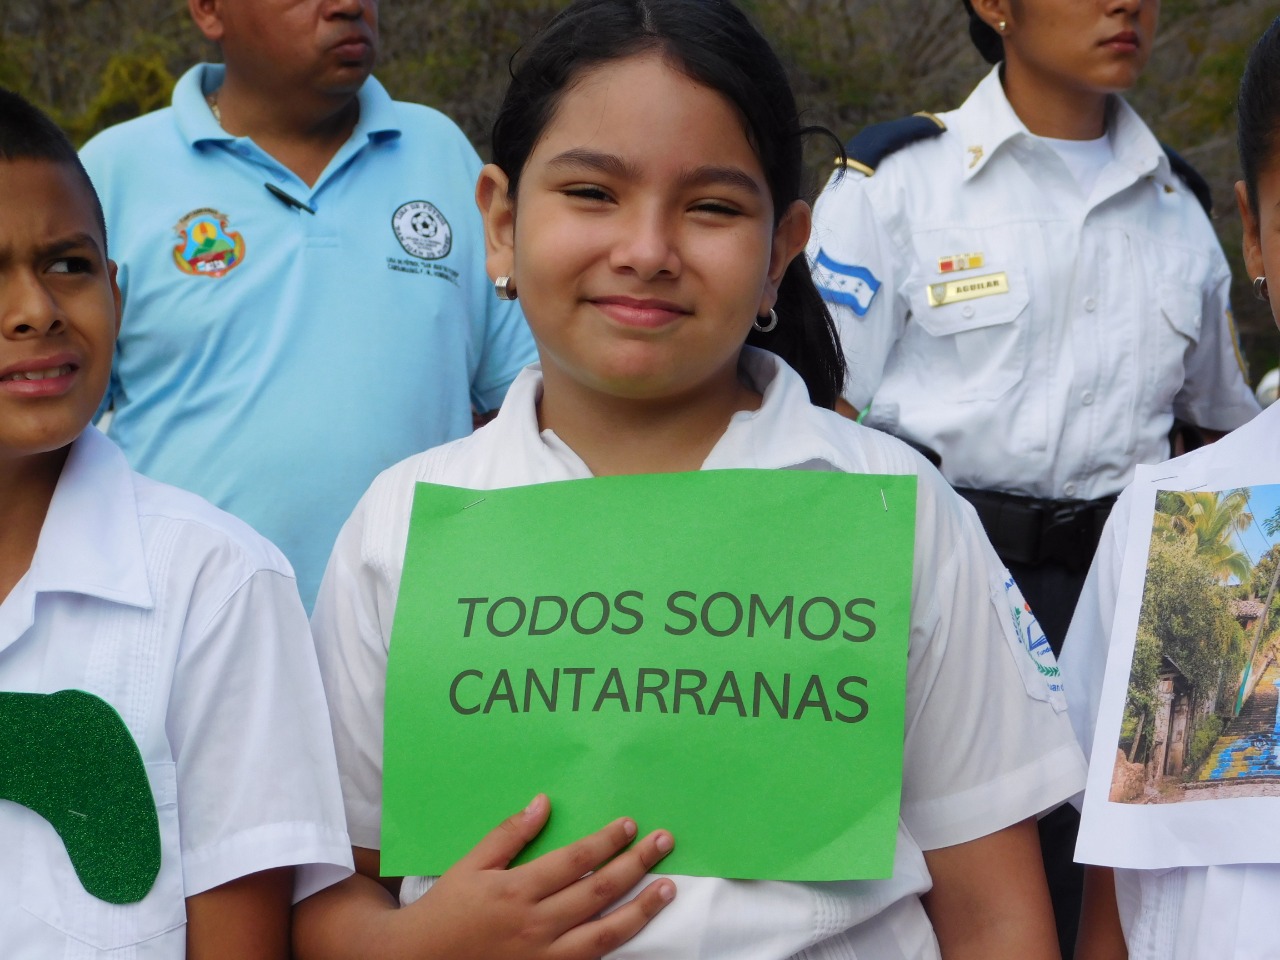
<box><xmin>1155</xmin><ymin>489</ymin><xmax>1252</xmax><ymax>584</ymax></box>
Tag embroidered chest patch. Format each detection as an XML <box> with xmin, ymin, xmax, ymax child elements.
<box><xmin>172</xmin><ymin>208</ymin><xmax>245</xmax><ymax>278</ymax></box>
<box><xmin>392</xmin><ymin>200</ymin><xmax>452</xmax><ymax>260</ymax></box>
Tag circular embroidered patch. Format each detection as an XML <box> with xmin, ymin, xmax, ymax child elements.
<box><xmin>172</xmin><ymin>208</ymin><xmax>245</xmax><ymax>278</ymax></box>
<box><xmin>392</xmin><ymin>200</ymin><xmax>452</xmax><ymax>260</ymax></box>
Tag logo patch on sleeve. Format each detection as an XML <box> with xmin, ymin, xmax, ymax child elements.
<box><xmin>812</xmin><ymin>249</ymin><xmax>881</xmax><ymax>316</ymax></box>
<box><xmin>172</xmin><ymin>209</ymin><xmax>245</xmax><ymax>278</ymax></box>
<box><xmin>996</xmin><ymin>573</ymin><xmax>1066</xmax><ymax>711</ymax></box>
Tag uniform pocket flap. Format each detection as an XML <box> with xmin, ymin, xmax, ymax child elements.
<box><xmin>1159</xmin><ymin>282</ymin><xmax>1203</xmax><ymax>343</ymax></box>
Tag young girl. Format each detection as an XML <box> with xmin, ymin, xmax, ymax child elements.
<box><xmin>1062</xmin><ymin>19</ymin><xmax>1280</xmax><ymax>958</ymax></box>
<box><xmin>296</xmin><ymin>1</ymin><xmax>1086</xmax><ymax>957</ymax></box>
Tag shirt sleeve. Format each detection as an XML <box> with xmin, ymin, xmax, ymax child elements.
<box><xmin>167</xmin><ymin>567</ymin><xmax>353</xmax><ymax>902</ymax></box>
<box><xmin>311</xmin><ymin>467</ymin><xmax>416</xmax><ymax>851</ymax></box>
<box><xmin>807</xmin><ymin>169</ymin><xmax>908</xmax><ymax>411</ymax></box>
<box><xmin>897</xmin><ymin>468</ymin><xmax>1087</xmax><ymax>849</ymax></box>
<box><xmin>1174</xmin><ymin>260</ymin><xmax>1262</xmax><ymax>431</ymax></box>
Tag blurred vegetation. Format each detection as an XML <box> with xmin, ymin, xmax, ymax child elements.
<box><xmin>3</xmin><ymin>0</ymin><xmax>1277</xmax><ymax>376</ymax></box>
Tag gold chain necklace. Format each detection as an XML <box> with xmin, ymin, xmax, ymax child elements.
<box><xmin>205</xmin><ymin>91</ymin><xmax>222</xmax><ymax>126</ymax></box>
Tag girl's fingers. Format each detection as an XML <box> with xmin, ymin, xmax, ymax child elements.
<box><xmin>514</xmin><ymin>815</ymin><xmax>647</xmax><ymax>899</ymax></box>
<box><xmin>544</xmin><ymin>830</ymin><xmax>675</xmax><ymax>927</ymax></box>
<box><xmin>455</xmin><ymin>793</ymin><xmax>552</xmax><ymax>872</ymax></box>
<box><xmin>551</xmin><ymin>876</ymin><xmax>677</xmax><ymax>960</ymax></box>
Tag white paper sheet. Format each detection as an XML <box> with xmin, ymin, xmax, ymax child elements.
<box><xmin>1078</xmin><ymin>463</ymin><xmax>1280</xmax><ymax>868</ymax></box>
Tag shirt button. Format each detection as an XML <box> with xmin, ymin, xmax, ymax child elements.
<box><xmin>1063</xmin><ymin>482</ymin><xmax>1078</xmax><ymax>497</ymax></box>
<box><xmin>1083</xmin><ymin>297</ymin><xmax>1097</xmax><ymax>312</ymax></box>
<box><xmin>962</xmin><ymin>305</ymin><xmax>975</xmax><ymax>319</ymax></box>
<box><xmin>1081</xmin><ymin>391</ymin><xmax>1095</xmax><ymax>406</ymax></box>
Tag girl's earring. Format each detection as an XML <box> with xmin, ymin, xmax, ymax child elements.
<box><xmin>998</xmin><ymin>19</ymin><xmax>1007</xmax><ymax>33</ymax></box>
<box><xmin>494</xmin><ymin>276</ymin><xmax>518</xmax><ymax>301</ymax></box>
<box><xmin>1255</xmin><ymin>276</ymin><xmax>1270</xmax><ymax>301</ymax></box>
<box><xmin>753</xmin><ymin>308</ymin><xmax>779</xmax><ymax>333</ymax></box>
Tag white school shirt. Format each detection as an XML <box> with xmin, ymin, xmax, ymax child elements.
<box><xmin>313</xmin><ymin>350</ymin><xmax>1087</xmax><ymax>960</ymax></box>
<box><xmin>0</xmin><ymin>428</ymin><xmax>352</xmax><ymax>959</ymax></box>
<box><xmin>808</xmin><ymin>66</ymin><xmax>1259</xmax><ymax>501</ymax></box>
<box><xmin>1061</xmin><ymin>400</ymin><xmax>1280</xmax><ymax>958</ymax></box>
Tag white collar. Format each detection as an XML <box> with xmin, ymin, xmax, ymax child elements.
<box><xmin>27</xmin><ymin>427</ymin><xmax>154</xmax><ymax>609</ymax></box>
<box><xmin>951</xmin><ymin>65</ymin><xmax>1164</xmax><ymax>184</ymax></box>
<box><xmin>473</xmin><ymin>349</ymin><xmax>860</xmax><ymax>482</ymax></box>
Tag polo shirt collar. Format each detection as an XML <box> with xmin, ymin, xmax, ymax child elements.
<box><xmin>950</xmin><ymin>65</ymin><xmax>1163</xmax><ymax>183</ymax></box>
<box><xmin>477</xmin><ymin>350</ymin><xmax>853</xmax><ymax>481</ymax></box>
<box><xmin>348</xmin><ymin>74</ymin><xmax>400</xmax><ymax>145</ymax></box>
<box><xmin>173</xmin><ymin>63</ymin><xmax>401</xmax><ymax>149</ymax></box>
<box><xmin>173</xmin><ymin>63</ymin><xmax>235</xmax><ymax>146</ymax></box>
<box><xmin>27</xmin><ymin>428</ymin><xmax>154</xmax><ymax>609</ymax></box>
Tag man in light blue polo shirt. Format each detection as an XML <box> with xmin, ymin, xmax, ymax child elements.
<box><xmin>81</xmin><ymin>0</ymin><xmax>535</xmax><ymax>609</ymax></box>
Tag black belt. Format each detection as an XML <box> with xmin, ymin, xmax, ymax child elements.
<box><xmin>954</xmin><ymin>487</ymin><xmax>1116</xmax><ymax>572</ymax></box>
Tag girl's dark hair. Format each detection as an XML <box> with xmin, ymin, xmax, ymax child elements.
<box><xmin>0</xmin><ymin>87</ymin><xmax>108</xmax><ymax>253</ymax></box>
<box><xmin>490</xmin><ymin>0</ymin><xmax>846</xmax><ymax>408</ymax></box>
<box><xmin>961</xmin><ymin>0</ymin><xmax>1003</xmax><ymax>65</ymax></box>
<box><xmin>1238</xmin><ymin>17</ymin><xmax>1280</xmax><ymax>218</ymax></box>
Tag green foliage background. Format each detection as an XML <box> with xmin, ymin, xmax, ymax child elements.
<box><xmin>4</xmin><ymin>0</ymin><xmax>1277</xmax><ymax>375</ymax></box>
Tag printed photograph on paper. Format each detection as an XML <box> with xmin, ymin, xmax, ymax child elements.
<box><xmin>1112</xmin><ymin>484</ymin><xmax>1280</xmax><ymax>804</ymax></box>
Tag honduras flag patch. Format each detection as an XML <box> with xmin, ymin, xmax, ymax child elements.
<box><xmin>812</xmin><ymin>249</ymin><xmax>881</xmax><ymax>316</ymax></box>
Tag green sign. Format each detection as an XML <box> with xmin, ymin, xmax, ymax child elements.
<box><xmin>383</xmin><ymin>470</ymin><xmax>916</xmax><ymax>881</ymax></box>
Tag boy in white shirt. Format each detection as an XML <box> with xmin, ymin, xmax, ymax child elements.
<box><xmin>0</xmin><ymin>88</ymin><xmax>352</xmax><ymax>959</ymax></box>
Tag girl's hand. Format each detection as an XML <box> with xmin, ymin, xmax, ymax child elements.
<box><xmin>402</xmin><ymin>793</ymin><xmax>676</xmax><ymax>959</ymax></box>
<box><xmin>293</xmin><ymin>795</ymin><xmax>675</xmax><ymax>960</ymax></box>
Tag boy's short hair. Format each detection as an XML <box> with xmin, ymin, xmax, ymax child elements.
<box><xmin>0</xmin><ymin>87</ymin><xmax>108</xmax><ymax>253</ymax></box>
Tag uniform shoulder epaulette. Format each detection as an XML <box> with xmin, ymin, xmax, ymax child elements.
<box><xmin>840</xmin><ymin>112</ymin><xmax>947</xmax><ymax>177</ymax></box>
<box><xmin>1161</xmin><ymin>144</ymin><xmax>1212</xmax><ymax>216</ymax></box>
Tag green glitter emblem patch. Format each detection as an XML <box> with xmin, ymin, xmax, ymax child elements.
<box><xmin>0</xmin><ymin>689</ymin><xmax>160</xmax><ymax>903</ymax></box>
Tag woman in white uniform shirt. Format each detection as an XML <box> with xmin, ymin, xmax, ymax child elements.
<box><xmin>808</xmin><ymin>2</ymin><xmax>1261</xmax><ymax>951</ymax></box>
<box><xmin>294</xmin><ymin>1</ymin><xmax>1087</xmax><ymax>958</ymax></box>
<box><xmin>1065</xmin><ymin>19</ymin><xmax>1280</xmax><ymax>958</ymax></box>
<box><xmin>809</xmin><ymin>0</ymin><xmax>1258</xmax><ymax>655</ymax></box>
